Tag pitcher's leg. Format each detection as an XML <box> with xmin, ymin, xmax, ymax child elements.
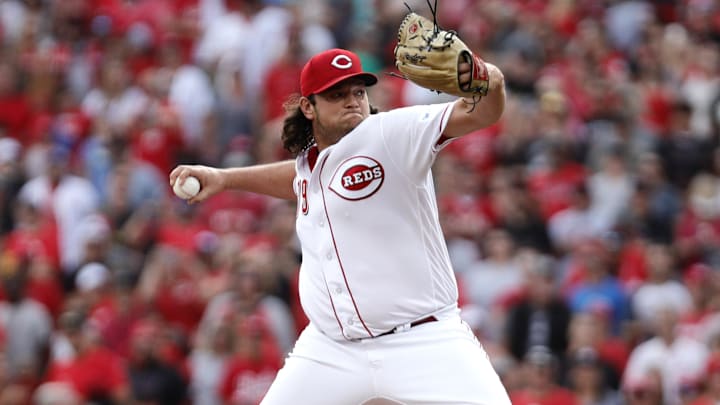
<box><xmin>261</xmin><ymin>324</ymin><xmax>374</xmax><ymax>405</ymax></box>
<box><xmin>373</xmin><ymin>320</ymin><xmax>511</xmax><ymax>405</ymax></box>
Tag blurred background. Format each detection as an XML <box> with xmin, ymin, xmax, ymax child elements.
<box><xmin>0</xmin><ymin>0</ymin><xmax>719</xmax><ymax>404</ymax></box>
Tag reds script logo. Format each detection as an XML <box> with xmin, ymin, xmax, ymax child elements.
<box><xmin>329</xmin><ymin>156</ymin><xmax>384</xmax><ymax>200</ymax></box>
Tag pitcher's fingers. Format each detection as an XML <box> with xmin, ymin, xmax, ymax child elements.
<box><xmin>458</xmin><ymin>62</ymin><xmax>471</xmax><ymax>74</ymax></box>
<box><xmin>169</xmin><ymin>165</ymin><xmax>191</xmax><ymax>187</ymax></box>
<box><xmin>187</xmin><ymin>188</ymin><xmax>210</xmax><ymax>205</ymax></box>
<box><xmin>169</xmin><ymin>166</ymin><xmax>183</xmax><ymax>186</ymax></box>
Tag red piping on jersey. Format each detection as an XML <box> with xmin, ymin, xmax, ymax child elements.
<box><xmin>436</xmin><ymin>104</ymin><xmax>452</xmax><ymax>146</ymax></box>
<box><xmin>318</xmin><ymin>153</ymin><xmax>375</xmax><ymax>338</ymax></box>
<box><xmin>324</xmin><ymin>276</ymin><xmax>351</xmax><ymax>340</ymax></box>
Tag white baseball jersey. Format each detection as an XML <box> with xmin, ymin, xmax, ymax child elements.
<box><xmin>293</xmin><ymin>102</ymin><xmax>460</xmax><ymax>341</ymax></box>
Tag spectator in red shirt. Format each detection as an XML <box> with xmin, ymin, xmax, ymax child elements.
<box><xmin>218</xmin><ymin>314</ymin><xmax>282</xmax><ymax>405</ymax></box>
<box><xmin>675</xmin><ymin>172</ymin><xmax>720</xmax><ymax>267</ymax></box>
<box><xmin>526</xmin><ymin>140</ymin><xmax>587</xmax><ymax>221</ymax></box>
<box><xmin>137</xmin><ymin>245</ymin><xmax>208</xmax><ymax>335</ymax></box>
<box><xmin>260</xmin><ymin>26</ymin><xmax>303</xmax><ymax>124</ymax></box>
<box><xmin>0</xmin><ymin>62</ymin><xmax>31</xmax><ymax>142</ymax></box>
<box><xmin>45</xmin><ymin>310</ymin><xmax>130</xmax><ymax>404</ymax></box>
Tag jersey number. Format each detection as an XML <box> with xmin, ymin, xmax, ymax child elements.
<box><xmin>298</xmin><ymin>179</ymin><xmax>309</xmax><ymax>215</ymax></box>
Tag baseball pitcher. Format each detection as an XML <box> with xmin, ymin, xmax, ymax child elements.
<box><xmin>170</xmin><ymin>8</ymin><xmax>511</xmax><ymax>405</ymax></box>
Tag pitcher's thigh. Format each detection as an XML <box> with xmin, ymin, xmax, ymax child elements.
<box><xmin>378</xmin><ymin>331</ymin><xmax>511</xmax><ymax>404</ymax></box>
<box><xmin>260</xmin><ymin>353</ymin><xmax>373</xmax><ymax>405</ymax></box>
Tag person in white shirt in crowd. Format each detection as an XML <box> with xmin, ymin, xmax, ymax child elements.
<box><xmin>548</xmin><ymin>183</ymin><xmax>604</xmax><ymax>254</ymax></box>
<box><xmin>623</xmin><ymin>307</ymin><xmax>709</xmax><ymax>405</ymax></box>
<box><xmin>81</xmin><ymin>58</ymin><xmax>149</xmax><ymax>135</ymax></box>
<box><xmin>459</xmin><ymin>227</ymin><xmax>524</xmax><ymax>310</ymax></box>
<box><xmin>18</xmin><ymin>145</ymin><xmax>100</xmax><ymax>280</ymax></box>
<box><xmin>587</xmin><ymin>147</ymin><xmax>635</xmax><ymax>233</ymax></box>
<box><xmin>631</xmin><ymin>242</ymin><xmax>693</xmax><ymax>328</ymax></box>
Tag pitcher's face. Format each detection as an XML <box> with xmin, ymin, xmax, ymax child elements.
<box><xmin>303</xmin><ymin>79</ymin><xmax>370</xmax><ymax>149</ymax></box>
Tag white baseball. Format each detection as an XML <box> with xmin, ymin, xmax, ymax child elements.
<box><xmin>173</xmin><ymin>176</ymin><xmax>201</xmax><ymax>199</ymax></box>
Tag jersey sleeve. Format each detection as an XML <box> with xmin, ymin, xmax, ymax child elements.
<box><xmin>378</xmin><ymin>102</ymin><xmax>456</xmax><ymax>181</ymax></box>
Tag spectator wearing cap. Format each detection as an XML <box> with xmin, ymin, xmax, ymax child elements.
<box><xmin>74</xmin><ymin>214</ymin><xmax>112</xmax><ymax>270</ymax></box>
<box><xmin>623</xmin><ymin>307</ymin><xmax>709</xmax><ymax>405</ymax></box>
<box><xmin>510</xmin><ymin>345</ymin><xmax>579</xmax><ymax>405</ymax></box>
<box><xmin>74</xmin><ymin>262</ymin><xmax>145</xmax><ymax>358</ymax></box>
<box><xmin>565</xmin><ymin>346</ymin><xmax>623</xmax><ymax>405</ymax></box>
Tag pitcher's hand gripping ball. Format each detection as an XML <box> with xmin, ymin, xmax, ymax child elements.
<box><xmin>173</xmin><ymin>176</ymin><xmax>201</xmax><ymax>200</ymax></box>
<box><xmin>394</xmin><ymin>12</ymin><xmax>489</xmax><ymax>100</ymax></box>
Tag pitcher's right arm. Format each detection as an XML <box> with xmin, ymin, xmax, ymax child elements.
<box><xmin>169</xmin><ymin>160</ymin><xmax>297</xmax><ymax>203</ymax></box>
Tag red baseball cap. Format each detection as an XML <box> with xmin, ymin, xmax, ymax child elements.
<box><xmin>300</xmin><ymin>48</ymin><xmax>378</xmax><ymax>97</ymax></box>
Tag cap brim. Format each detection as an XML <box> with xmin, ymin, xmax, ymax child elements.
<box><xmin>310</xmin><ymin>72</ymin><xmax>378</xmax><ymax>96</ymax></box>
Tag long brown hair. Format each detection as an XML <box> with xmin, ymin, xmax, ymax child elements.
<box><xmin>281</xmin><ymin>94</ymin><xmax>314</xmax><ymax>156</ymax></box>
<box><xmin>280</xmin><ymin>94</ymin><xmax>379</xmax><ymax>156</ymax></box>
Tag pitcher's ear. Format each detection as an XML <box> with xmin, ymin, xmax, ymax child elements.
<box><xmin>299</xmin><ymin>97</ymin><xmax>315</xmax><ymax>120</ymax></box>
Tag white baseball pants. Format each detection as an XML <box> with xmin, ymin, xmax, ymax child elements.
<box><xmin>260</xmin><ymin>316</ymin><xmax>511</xmax><ymax>405</ymax></box>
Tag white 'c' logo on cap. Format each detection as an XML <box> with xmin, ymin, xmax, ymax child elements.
<box><xmin>330</xmin><ymin>55</ymin><xmax>353</xmax><ymax>69</ymax></box>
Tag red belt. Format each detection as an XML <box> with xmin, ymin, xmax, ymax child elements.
<box><xmin>376</xmin><ymin>316</ymin><xmax>438</xmax><ymax>338</ymax></box>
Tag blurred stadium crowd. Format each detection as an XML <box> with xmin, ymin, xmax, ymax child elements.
<box><xmin>0</xmin><ymin>0</ymin><xmax>719</xmax><ymax>404</ymax></box>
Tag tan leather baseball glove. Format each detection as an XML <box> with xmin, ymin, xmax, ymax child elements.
<box><xmin>394</xmin><ymin>12</ymin><xmax>489</xmax><ymax>99</ymax></box>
